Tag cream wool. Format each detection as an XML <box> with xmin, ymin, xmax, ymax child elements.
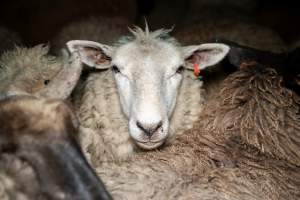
<box><xmin>0</xmin><ymin>45</ymin><xmax>60</xmax><ymax>96</ymax></box>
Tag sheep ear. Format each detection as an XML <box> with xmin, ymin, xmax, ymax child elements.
<box><xmin>66</xmin><ymin>40</ymin><xmax>114</xmax><ymax>69</ymax></box>
<box><xmin>183</xmin><ymin>43</ymin><xmax>230</xmax><ymax>70</ymax></box>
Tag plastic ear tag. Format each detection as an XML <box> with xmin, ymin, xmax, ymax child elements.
<box><xmin>193</xmin><ymin>63</ymin><xmax>203</xmax><ymax>80</ymax></box>
<box><xmin>193</xmin><ymin>63</ymin><xmax>201</xmax><ymax>76</ymax></box>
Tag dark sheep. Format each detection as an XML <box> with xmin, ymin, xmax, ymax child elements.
<box><xmin>0</xmin><ymin>96</ymin><xmax>112</xmax><ymax>200</ymax></box>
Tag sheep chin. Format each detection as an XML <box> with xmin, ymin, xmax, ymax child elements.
<box><xmin>135</xmin><ymin>141</ymin><xmax>164</xmax><ymax>150</ymax></box>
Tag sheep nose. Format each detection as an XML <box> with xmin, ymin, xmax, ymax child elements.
<box><xmin>136</xmin><ymin>121</ymin><xmax>163</xmax><ymax>137</ymax></box>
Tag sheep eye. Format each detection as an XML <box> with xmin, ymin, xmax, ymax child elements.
<box><xmin>44</xmin><ymin>80</ymin><xmax>50</xmax><ymax>85</ymax></box>
<box><xmin>176</xmin><ymin>66</ymin><xmax>185</xmax><ymax>74</ymax></box>
<box><xmin>112</xmin><ymin>65</ymin><xmax>120</xmax><ymax>73</ymax></box>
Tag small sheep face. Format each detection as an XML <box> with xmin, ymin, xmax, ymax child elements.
<box><xmin>0</xmin><ymin>45</ymin><xmax>82</xmax><ymax>100</ymax></box>
<box><xmin>67</xmin><ymin>27</ymin><xmax>229</xmax><ymax>150</ymax></box>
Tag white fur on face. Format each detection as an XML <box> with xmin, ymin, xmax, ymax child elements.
<box><xmin>112</xmin><ymin>39</ymin><xmax>184</xmax><ymax>149</ymax></box>
<box><xmin>67</xmin><ymin>28</ymin><xmax>229</xmax><ymax>151</ymax></box>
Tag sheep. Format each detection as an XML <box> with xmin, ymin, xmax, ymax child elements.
<box><xmin>220</xmin><ymin>38</ymin><xmax>300</xmax><ymax>97</ymax></box>
<box><xmin>92</xmin><ymin>60</ymin><xmax>300</xmax><ymax>200</ymax></box>
<box><xmin>0</xmin><ymin>44</ymin><xmax>82</xmax><ymax>100</ymax></box>
<box><xmin>0</xmin><ymin>27</ymin><xmax>22</xmax><ymax>55</ymax></box>
<box><xmin>201</xmin><ymin>39</ymin><xmax>300</xmax><ymax>166</ymax></box>
<box><xmin>0</xmin><ymin>96</ymin><xmax>112</xmax><ymax>200</ymax></box>
<box><xmin>0</xmin><ymin>42</ymin><xmax>114</xmax><ymax>199</ymax></box>
<box><xmin>66</xmin><ymin>27</ymin><xmax>230</xmax><ymax>163</ymax></box>
<box><xmin>51</xmin><ymin>16</ymin><xmax>131</xmax><ymax>54</ymax></box>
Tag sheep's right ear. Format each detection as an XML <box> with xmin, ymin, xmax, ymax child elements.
<box><xmin>183</xmin><ymin>43</ymin><xmax>230</xmax><ymax>70</ymax></box>
<box><xmin>66</xmin><ymin>40</ymin><xmax>114</xmax><ymax>69</ymax></box>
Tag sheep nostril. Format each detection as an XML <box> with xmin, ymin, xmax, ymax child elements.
<box><xmin>136</xmin><ymin>121</ymin><xmax>163</xmax><ymax>138</ymax></box>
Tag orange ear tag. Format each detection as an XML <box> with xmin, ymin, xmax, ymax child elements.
<box><xmin>193</xmin><ymin>63</ymin><xmax>201</xmax><ymax>77</ymax></box>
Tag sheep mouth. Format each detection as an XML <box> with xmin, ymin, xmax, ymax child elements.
<box><xmin>135</xmin><ymin>140</ymin><xmax>164</xmax><ymax>150</ymax></box>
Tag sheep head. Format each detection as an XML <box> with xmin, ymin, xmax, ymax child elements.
<box><xmin>0</xmin><ymin>44</ymin><xmax>82</xmax><ymax>100</ymax></box>
<box><xmin>67</xmin><ymin>27</ymin><xmax>229</xmax><ymax>150</ymax></box>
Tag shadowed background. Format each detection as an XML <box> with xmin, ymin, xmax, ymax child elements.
<box><xmin>0</xmin><ymin>0</ymin><xmax>299</xmax><ymax>45</ymax></box>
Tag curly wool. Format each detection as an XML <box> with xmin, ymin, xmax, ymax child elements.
<box><xmin>1</xmin><ymin>98</ymin><xmax>73</xmax><ymax>199</ymax></box>
<box><xmin>0</xmin><ymin>153</ymin><xmax>39</xmax><ymax>200</ymax></box>
<box><xmin>0</xmin><ymin>98</ymin><xmax>63</xmax><ymax>200</ymax></box>
<box><xmin>206</xmin><ymin>63</ymin><xmax>300</xmax><ymax>166</ymax></box>
<box><xmin>93</xmin><ymin>63</ymin><xmax>300</xmax><ymax>199</ymax></box>
<box><xmin>0</xmin><ymin>45</ymin><xmax>63</xmax><ymax>96</ymax></box>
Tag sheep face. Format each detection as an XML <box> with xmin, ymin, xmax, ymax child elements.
<box><xmin>0</xmin><ymin>45</ymin><xmax>82</xmax><ymax>100</ymax></box>
<box><xmin>112</xmin><ymin>39</ymin><xmax>183</xmax><ymax>149</ymax></box>
<box><xmin>67</xmin><ymin>28</ymin><xmax>229</xmax><ymax>150</ymax></box>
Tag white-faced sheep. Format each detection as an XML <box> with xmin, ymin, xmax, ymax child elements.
<box><xmin>92</xmin><ymin>58</ymin><xmax>300</xmax><ymax>200</ymax></box>
<box><xmin>66</xmin><ymin>27</ymin><xmax>230</xmax><ymax>162</ymax></box>
<box><xmin>0</xmin><ymin>96</ymin><xmax>112</xmax><ymax>200</ymax></box>
<box><xmin>0</xmin><ymin>27</ymin><xmax>22</xmax><ymax>55</ymax></box>
<box><xmin>65</xmin><ymin>20</ymin><xmax>285</xmax><ymax>163</ymax></box>
<box><xmin>0</xmin><ymin>44</ymin><xmax>82</xmax><ymax>100</ymax></box>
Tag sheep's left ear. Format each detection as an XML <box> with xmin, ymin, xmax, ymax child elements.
<box><xmin>182</xmin><ymin>43</ymin><xmax>230</xmax><ymax>70</ymax></box>
<box><xmin>66</xmin><ymin>40</ymin><xmax>114</xmax><ymax>69</ymax></box>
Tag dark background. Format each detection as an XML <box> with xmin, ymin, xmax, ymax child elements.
<box><xmin>0</xmin><ymin>0</ymin><xmax>299</xmax><ymax>46</ymax></box>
